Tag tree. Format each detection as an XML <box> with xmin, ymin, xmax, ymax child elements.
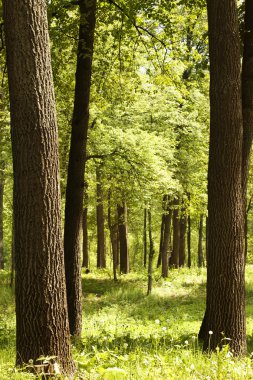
<box><xmin>64</xmin><ymin>0</ymin><xmax>97</xmax><ymax>337</ymax></box>
<box><xmin>197</xmin><ymin>214</ymin><xmax>204</xmax><ymax>268</ymax></box>
<box><xmin>199</xmin><ymin>0</ymin><xmax>246</xmax><ymax>354</ymax></box>
<box><xmin>3</xmin><ymin>0</ymin><xmax>74</xmax><ymax>374</ymax></box>
<box><xmin>118</xmin><ymin>203</ymin><xmax>129</xmax><ymax>274</ymax></box>
<box><xmin>96</xmin><ymin>165</ymin><xmax>106</xmax><ymax>268</ymax></box>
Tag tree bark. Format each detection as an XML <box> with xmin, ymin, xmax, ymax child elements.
<box><xmin>3</xmin><ymin>0</ymin><xmax>74</xmax><ymax>373</ymax></box>
<box><xmin>187</xmin><ymin>214</ymin><xmax>191</xmax><ymax>268</ymax></box>
<box><xmin>82</xmin><ymin>207</ymin><xmax>89</xmax><ymax>268</ymax></box>
<box><xmin>201</xmin><ymin>0</ymin><xmax>246</xmax><ymax>354</ymax></box>
<box><xmin>108</xmin><ymin>195</ymin><xmax>118</xmax><ymax>281</ymax></box>
<box><xmin>117</xmin><ymin>203</ymin><xmax>129</xmax><ymax>274</ymax></box>
<box><xmin>147</xmin><ymin>209</ymin><xmax>154</xmax><ymax>295</ymax></box>
<box><xmin>143</xmin><ymin>208</ymin><xmax>147</xmax><ymax>268</ymax></box>
<box><xmin>241</xmin><ymin>0</ymin><xmax>253</xmax><ymax>260</ymax></box>
<box><xmin>161</xmin><ymin>210</ymin><xmax>172</xmax><ymax>278</ymax></box>
<box><xmin>179</xmin><ymin>213</ymin><xmax>187</xmax><ymax>267</ymax></box>
<box><xmin>64</xmin><ymin>0</ymin><xmax>97</xmax><ymax>337</ymax></box>
<box><xmin>96</xmin><ymin>166</ymin><xmax>106</xmax><ymax>268</ymax></box>
<box><xmin>170</xmin><ymin>201</ymin><xmax>180</xmax><ymax>268</ymax></box>
<box><xmin>157</xmin><ymin>214</ymin><xmax>165</xmax><ymax>268</ymax></box>
<box><xmin>198</xmin><ymin>214</ymin><xmax>204</xmax><ymax>268</ymax></box>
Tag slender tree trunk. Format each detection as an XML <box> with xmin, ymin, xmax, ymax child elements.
<box><xmin>143</xmin><ymin>208</ymin><xmax>147</xmax><ymax>268</ymax></box>
<box><xmin>64</xmin><ymin>0</ymin><xmax>97</xmax><ymax>337</ymax></box>
<box><xmin>3</xmin><ymin>0</ymin><xmax>74</xmax><ymax>373</ymax></box>
<box><xmin>179</xmin><ymin>214</ymin><xmax>187</xmax><ymax>267</ymax></box>
<box><xmin>157</xmin><ymin>214</ymin><xmax>165</xmax><ymax>268</ymax></box>
<box><xmin>82</xmin><ymin>207</ymin><xmax>89</xmax><ymax>268</ymax></box>
<box><xmin>108</xmin><ymin>195</ymin><xmax>118</xmax><ymax>281</ymax></box>
<box><xmin>170</xmin><ymin>201</ymin><xmax>180</xmax><ymax>268</ymax></box>
<box><xmin>187</xmin><ymin>214</ymin><xmax>191</xmax><ymax>268</ymax></box>
<box><xmin>200</xmin><ymin>0</ymin><xmax>246</xmax><ymax>354</ymax></box>
<box><xmin>198</xmin><ymin>214</ymin><xmax>204</xmax><ymax>268</ymax></box>
<box><xmin>118</xmin><ymin>203</ymin><xmax>129</xmax><ymax>274</ymax></box>
<box><xmin>0</xmin><ymin>159</ymin><xmax>4</xmax><ymax>269</ymax></box>
<box><xmin>161</xmin><ymin>210</ymin><xmax>172</xmax><ymax>278</ymax></box>
<box><xmin>147</xmin><ymin>209</ymin><xmax>154</xmax><ymax>295</ymax></box>
<box><xmin>96</xmin><ymin>166</ymin><xmax>106</xmax><ymax>268</ymax></box>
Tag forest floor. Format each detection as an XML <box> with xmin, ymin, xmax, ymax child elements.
<box><xmin>1</xmin><ymin>266</ymin><xmax>253</xmax><ymax>379</ymax></box>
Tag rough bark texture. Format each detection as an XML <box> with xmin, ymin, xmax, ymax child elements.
<box><xmin>241</xmin><ymin>0</ymin><xmax>253</xmax><ymax>260</ymax></box>
<box><xmin>202</xmin><ymin>0</ymin><xmax>246</xmax><ymax>354</ymax></box>
<box><xmin>170</xmin><ymin>202</ymin><xmax>180</xmax><ymax>268</ymax></box>
<box><xmin>64</xmin><ymin>0</ymin><xmax>97</xmax><ymax>337</ymax></box>
<box><xmin>198</xmin><ymin>214</ymin><xmax>204</xmax><ymax>268</ymax></box>
<box><xmin>3</xmin><ymin>0</ymin><xmax>74</xmax><ymax>373</ymax></box>
<box><xmin>117</xmin><ymin>203</ymin><xmax>129</xmax><ymax>274</ymax></box>
<box><xmin>96</xmin><ymin>166</ymin><xmax>106</xmax><ymax>268</ymax></box>
<box><xmin>242</xmin><ymin>0</ymin><xmax>253</xmax><ymax>195</ymax></box>
<box><xmin>179</xmin><ymin>214</ymin><xmax>187</xmax><ymax>267</ymax></box>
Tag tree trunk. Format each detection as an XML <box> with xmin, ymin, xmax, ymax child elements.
<box><xmin>117</xmin><ymin>203</ymin><xmax>129</xmax><ymax>274</ymax></box>
<box><xmin>201</xmin><ymin>0</ymin><xmax>246</xmax><ymax>354</ymax></box>
<box><xmin>241</xmin><ymin>0</ymin><xmax>253</xmax><ymax>260</ymax></box>
<box><xmin>179</xmin><ymin>214</ymin><xmax>187</xmax><ymax>267</ymax></box>
<box><xmin>170</xmin><ymin>201</ymin><xmax>180</xmax><ymax>268</ymax></box>
<box><xmin>96</xmin><ymin>166</ymin><xmax>106</xmax><ymax>268</ymax></box>
<box><xmin>161</xmin><ymin>210</ymin><xmax>172</xmax><ymax>278</ymax></box>
<box><xmin>187</xmin><ymin>214</ymin><xmax>191</xmax><ymax>268</ymax></box>
<box><xmin>82</xmin><ymin>207</ymin><xmax>89</xmax><ymax>268</ymax></box>
<box><xmin>143</xmin><ymin>208</ymin><xmax>147</xmax><ymax>268</ymax></box>
<box><xmin>3</xmin><ymin>0</ymin><xmax>74</xmax><ymax>373</ymax></box>
<box><xmin>147</xmin><ymin>209</ymin><xmax>154</xmax><ymax>295</ymax></box>
<box><xmin>108</xmin><ymin>195</ymin><xmax>118</xmax><ymax>281</ymax></box>
<box><xmin>157</xmin><ymin>214</ymin><xmax>165</xmax><ymax>268</ymax></box>
<box><xmin>64</xmin><ymin>0</ymin><xmax>97</xmax><ymax>337</ymax></box>
<box><xmin>198</xmin><ymin>214</ymin><xmax>204</xmax><ymax>268</ymax></box>
<box><xmin>0</xmin><ymin>159</ymin><xmax>4</xmax><ymax>270</ymax></box>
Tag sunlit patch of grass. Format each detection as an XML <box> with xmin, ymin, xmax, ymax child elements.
<box><xmin>1</xmin><ymin>266</ymin><xmax>253</xmax><ymax>378</ymax></box>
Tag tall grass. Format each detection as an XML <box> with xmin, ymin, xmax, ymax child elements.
<box><xmin>1</xmin><ymin>267</ymin><xmax>253</xmax><ymax>379</ymax></box>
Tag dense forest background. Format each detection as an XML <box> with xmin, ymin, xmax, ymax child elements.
<box><xmin>1</xmin><ymin>0</ymin><xmax>253</xmax><ymax>378</ymax></box>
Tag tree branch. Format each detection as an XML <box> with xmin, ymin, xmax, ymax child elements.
<box><xmin>107</xmin><ymin>0</ymin><xmax>167</xmax><ymax>48</ymax></box>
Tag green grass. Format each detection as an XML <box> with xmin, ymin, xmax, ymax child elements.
<box><xmin>1</xmin><ymin>267</ymin><xmax>253</xmax><ymax>379</ymax></box>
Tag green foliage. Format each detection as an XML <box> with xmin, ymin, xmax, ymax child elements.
<box><xmin>2</xmin><ymin>267</ymin><xmax>253</xmax><ymax>379</ymax></box>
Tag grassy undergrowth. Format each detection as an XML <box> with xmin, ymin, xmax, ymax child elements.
<box><xmin>1</xmin><ymin>266</ymin><xmax>253</xmax><ymax>379</ymax></box>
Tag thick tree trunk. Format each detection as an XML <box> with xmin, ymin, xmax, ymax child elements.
<box><xmin>179</xmin><ymin>214</ymin><xmax>187</xmax><ymax>267</ymax></box>
<box><xmin>96</xmin><ymin>166</ymin><xmax>106</xmax><ymax>268</ymax></box>
<box><xmin>0</xmin><ymin>159</ymin><xmax>4</xmax><ymax>269</ymax></box>
<box><xmin>117</xmin><ymin>203</ymin><xmax>129</xmax><ymax>274</ymax></box>
<box><xmin>201</xmin><ymin>0</ymin><xmax>246</xmax><ymax>354</ymax></box>
<box><xmin>241</xmin><ymin>0</ymin><xmax>253</xmax><ymax>261</ymax></box>
<box><xmin>198</xmin><ymin>214</ymin><xmax>204</xmax><ymax>268</ymax></box>
<box><xmin>3</xmin><ymin>0</ymin><xmax>74</xmax><ymax>373</ymax></box>
<box><xmin>64</xmin><ymin>0</ymin><xmax>97</xmax><ymax>337</ymax></box>
<box><xmin>147</xmin><ymin>209</ymin><xmax>154</xmax><ymax>295</ymax></box>
<box><xmin>170</xmin><ymin>201</ymin><xmax>180</xmax><ymax>268</ymax></box>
